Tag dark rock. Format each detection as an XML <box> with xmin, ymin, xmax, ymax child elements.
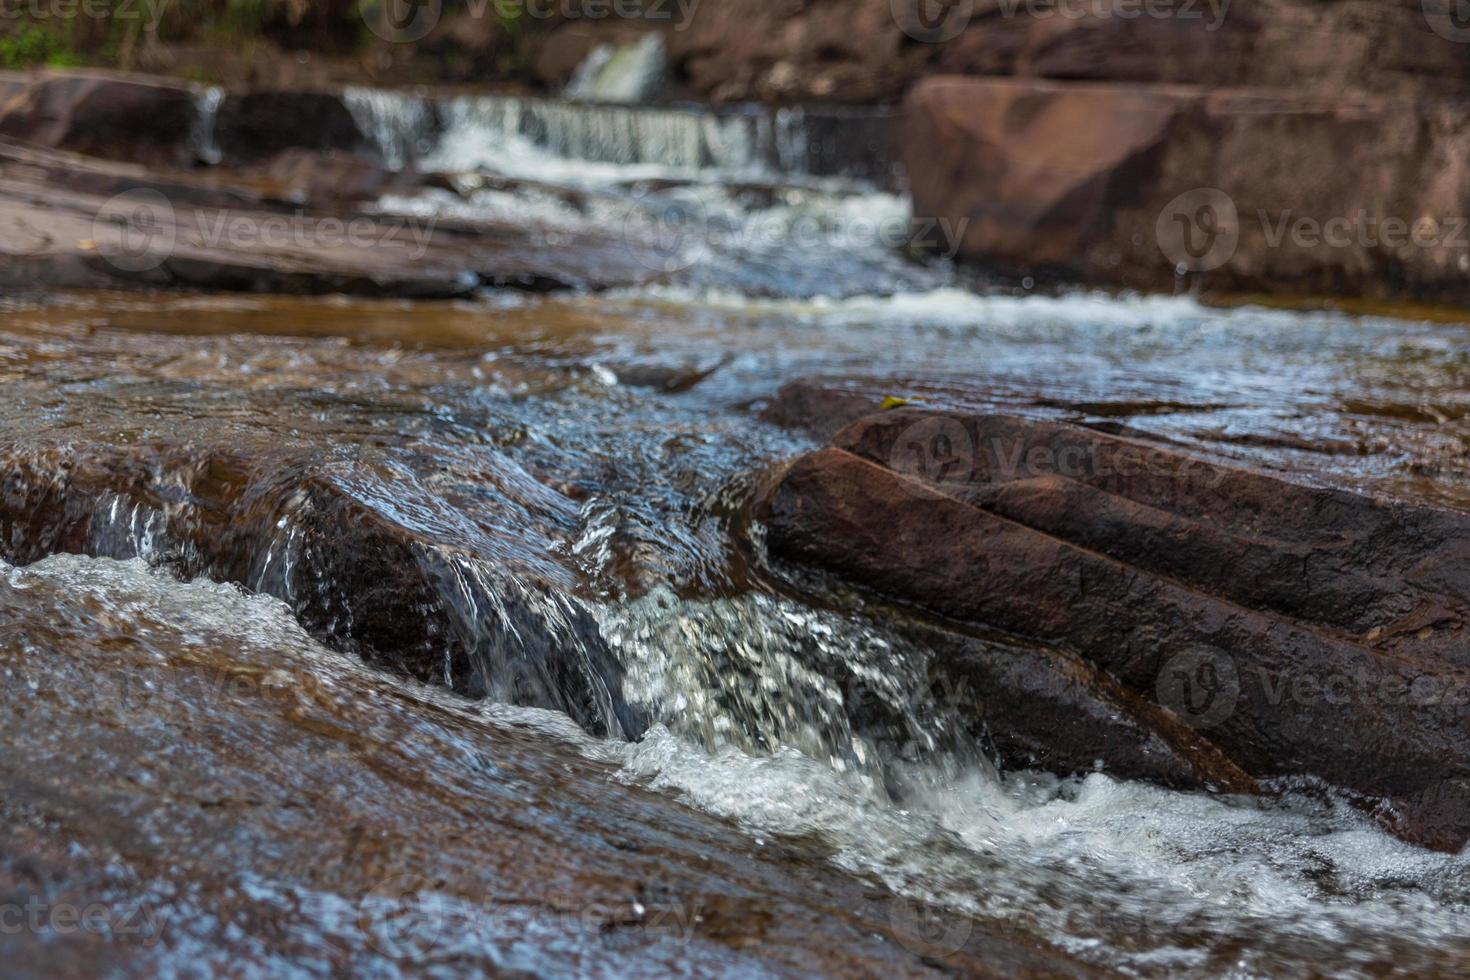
<box><xmin>895</xmin><ymin>617</ymin><xmax>1257</xmax><ymax>794</ymax></box>
<box><xmin>665</xmin><ymin>0</ymin><xmax>1470</xmax><ymax>105</ymax></box>
<box><xmin>759</xmin><ymin>378</ymin><xmax>890</xmax><ymax>441</ymax></box>
<box><xmin>765</xmin><ymin>409</ymin><xmax>1470</xmax><ymax>851</ymax></box>
<box><xmin>0</xmin><ymin>442</ymin><xmax>643</xmax><ymax>739</ymax></box>
<box><xmin>260</xmin><ymin>148</ymin><xmax>419</xmax><ymax>209</ymax></box>
<box><xmin>0</xmin><ymin>70</ymin><xmax>200</xmax><ymax>168</ymax></box>
<box><xmin>214</xmin><ymin>90</ymin><xmax>373</xmax><ymax>166</ymax></box>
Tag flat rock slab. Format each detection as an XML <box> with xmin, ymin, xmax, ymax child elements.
<box><xmin>0</xmin><ymin>137</ymin><xmax>660</xmax><ymax>297</ymax></box>
<box><xmin>765</xmin><ymin>405</ymin><xmax>1470</xmax><ymax>851</ymax></box>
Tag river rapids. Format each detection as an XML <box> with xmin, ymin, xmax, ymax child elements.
<box><xmin>2</xmin><ymin>87</ymin><xmax>1469</xmax><ymax>976</ymax></box>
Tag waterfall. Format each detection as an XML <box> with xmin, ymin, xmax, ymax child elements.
<box><xmin>342</xmin><ymin>86</ymin><xmax>439</xmax><ymax>171</ymax></box>
<box><xmin>190</xmin><ymin>85</ymin><xmax>225</xmax><ymax>166</ymax></box>
<box><xmin>564</xmin><ymin>33</ymin><xmax>667</xmax><ymax>104</ymax></box>
<box><xmin>418</xmin><ymin>95</ymin><xmax>897</xmax><ymax>182</ymax></box>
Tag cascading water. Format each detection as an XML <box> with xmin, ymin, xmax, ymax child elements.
<box><xmin>564</xmin><ymin>33</ymin><xmax>667</xmax><ymax>104</ymax></box>
<box><xmin>6</xmin><ymin>73</ymin><xmax>1470</xmax><ymax>975</ymax></box>
<box><xmin>341</xmin><ymin>86</ymin><xmax>901</xmax><ymax>184</ymax></box>
<box><xmin>189</xmin><ymin>85</ymin><xmax>225</xmax><ymax>166</ymax></box>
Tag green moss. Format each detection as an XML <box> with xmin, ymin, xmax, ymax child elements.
<box><xmin>0</xmin><ymin>26</ymin><xmax>74</xmax><ymax>69</ymax></box>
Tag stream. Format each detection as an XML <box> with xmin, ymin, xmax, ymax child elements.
<box><xmin>4</xmin><ymin>84</ymin><xmax>1470</xmax><ymax>976</ymax></box>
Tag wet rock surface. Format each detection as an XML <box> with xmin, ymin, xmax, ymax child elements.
<box><xmin>765</xmin><ymin>404</ymin><xmax>1470</xmax><ymax>851</ymax></box>
<box><xmin>0</xmin><ymin>554</ymin><xmax>1089</xmax><ymax>977</ymax></box>
<box><xmin>0</xmin><ymin>135</ymin><xmax>659</xmax><ymax>297</ymax></box>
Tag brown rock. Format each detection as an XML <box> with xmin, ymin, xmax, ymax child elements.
<box><xmin>905</xmin><ymin>76</ymin><xmax>1470</xmax><ymax>306</ymax></box>
<box><xmin>0</xmin><ymin>556</ymin><xmax>1094</xmax><ymax>976</ymax></box>
<box><xmin>765</xmin><ymin>409</ymin><xmax>1470</xmax><ymax>850</ymax></box>
<box><xmin>260</xmin><ymin>148</ymin><xmax>420</xmax><ymax>209</ymax></box>
<box><xmin>893</xmin><ymin>616</ymin><xmax>1257</xmax><ymax>794</ymax></box>
<box><xmin>0</xmin><ymin>148</ymin><xmax>660</xmax><ymax>297</ymax></box>
<box><xmin>666</xmin><ymin>0</ymin><xmax>1470</xmax><ymax>104</ymax></box>
<box><xmin>0</xmin><ymin>441</ymin><xmax>644</xmax><ymax>739</ymax></box>
<box><xmin>0</xmin><ymin>70</ymin><xmax>200</xmax><ymax>168</ymax></box>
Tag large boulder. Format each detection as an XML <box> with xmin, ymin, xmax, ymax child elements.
<box><xmin>905</xmin><ymin>76</ymin><xmax>1470</xmax><ymax>305</ymax></box>
<box><xmin>764</xmin><ymin>406</ymin><xmax>1470</xmax><ymax>850</ymax></box>
<box><xmin>0</xmin><ymin>70</ymin><xmax>200</xmax><ymax>168</ymax></box>
<box><xmin>213</xmin><ymin>90</ymin><xmax>373</xmax><ymax>166</ymax></box>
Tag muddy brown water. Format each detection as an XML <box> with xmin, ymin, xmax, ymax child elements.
<box><xmin>2</xmin><ymin>284</ymin><xmax>1470</xmax><ymax>976</ymax></box>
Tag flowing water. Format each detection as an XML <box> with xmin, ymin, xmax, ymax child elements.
<box><xmin>6</xmin><ymin>88</ymin><xmax>1470</xmax><ymax>975</ymax></box>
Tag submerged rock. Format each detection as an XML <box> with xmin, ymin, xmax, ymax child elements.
<box><xmin>765</xmin><ymin>405</ymin><xmax>1470</xmax><ymax>851</ymax></box>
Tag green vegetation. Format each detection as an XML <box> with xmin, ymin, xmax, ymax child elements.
<box><xmin>0</xmin><ymin>25</ymin><xmax>79</xmax><ymax>69</ymax></box>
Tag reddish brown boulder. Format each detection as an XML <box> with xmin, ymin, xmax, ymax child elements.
<box><xmin>0</xmin><ymin>70</ymin><xmax>200</xmax><ymax>168</ymax></box>
<box><xmin>765</xmin><ymin>407</ymin><xmax>1470</xmax><ymax>850</ymax></box>
<box><xmin>905</xmin><ymin>76</ymin><xmax>1470</xmax><ymax>306</ymax></box>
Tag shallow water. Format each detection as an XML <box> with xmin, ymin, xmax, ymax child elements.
<box><xmin>6</xmin><ymin>93</ymin><xmax>1470</xmax><ymax>976</ymax></box>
